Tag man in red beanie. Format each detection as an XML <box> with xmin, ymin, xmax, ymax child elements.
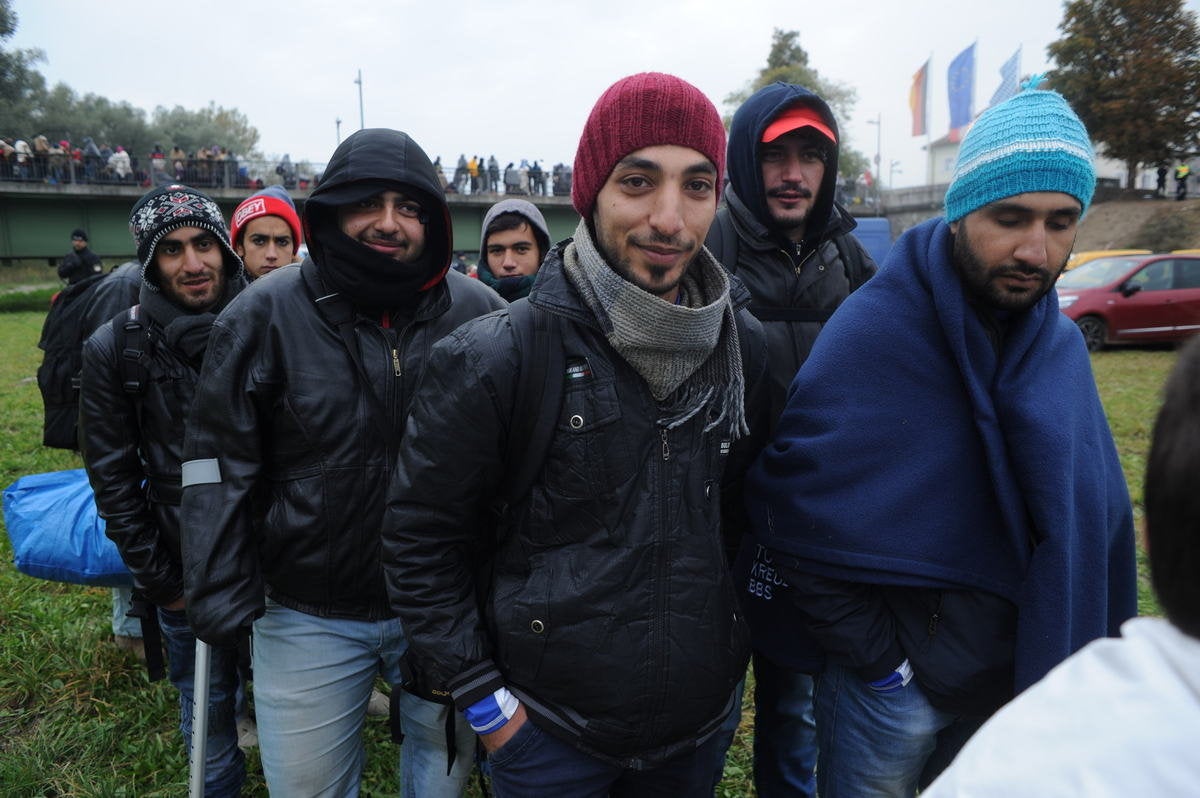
<box><xmin>229</xmin><ymin>185</ymin><xmax>303</xmax><ymax>279</ymax></box>
<box><xmin>383</xmin><ymin>72</ymin><xmax>769</xmax><ymax>795</ymax></box>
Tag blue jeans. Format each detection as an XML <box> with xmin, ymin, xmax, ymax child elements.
<box><xmin>252</xmin><ymin>599</ymin><xmax>475</xmax><ymax>798</ymax></box>
<box><xmin>158</xmin><ymin>607</ymin><xmax>244</xmax><ymax>798</ymax></box>
<box><xmin>111</xmin><ymin>586</ymin><xmax>142</xmax><ymax>637</ymax></box>
<box><xmin>488</xmin><ymin>719</ymin><xmax>722</xmax><ymax>798</ymax></box>
<box><xmin>814</xmin><ymin>662</ymin><xmax>985</xmax><ymax>798</ymax></box>
<box><xmin>752</xmin><ymin>654</ymin><xmax>817</xmax><ymax>797</ymax></box>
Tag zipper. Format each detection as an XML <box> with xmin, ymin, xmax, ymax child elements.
<box><xmin>660</xmin><ymin>428</ymin><xmax>670</xmax><ymax>461</ymax></box>
<box><xmin>927</xmin><ymin>591</ymin><xmax>943</xmax><ymax>637</ymax></box>
<box><xmin>391</xmin><ymin>348</ymin><xmax>401</xmax><ymax>376</ymax></box>
<box><xmin>791</xmin><ymin>246</ymin><xmax>818</xmax><ymax>276</ymax></box>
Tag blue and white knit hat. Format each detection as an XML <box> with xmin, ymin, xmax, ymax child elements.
<box><xmin>944</xmin><ymin>77</ymin><xmax>1094</xmax><ymax>222</ymax></box>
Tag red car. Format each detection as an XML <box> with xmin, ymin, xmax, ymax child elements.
<box><xmin>1056</xmin><ymin>253</ymin><xmax>1200</xmax><ymax>351</ymax></box>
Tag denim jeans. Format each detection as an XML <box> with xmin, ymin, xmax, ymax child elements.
<box><xmin>252</xmin><ymin>599</ymin><xmax>475</xmax><ymax>798</ymax></box>
<box><xmin>158</xmin><ymin>607</ymin><xmax>244</xmax><ymax>798</ymax></box>
<box><xmin>111</xmin><ymin>586</ymin><xmax>142</xmax><ymax>637</ymax></box>
<box><xmin>488</xmin><ymin>719</ymin><xmax>722</xmax><ymax>798</ymax></box>
<box><xmin>814</xmin><ymin>661</ymin><xmax>985</xmax><ymax>798</ymax></box>
<box><xmin>752</xmin><ymin>654</ymin><xmax>817</xmax><ymax>797</ymax></box>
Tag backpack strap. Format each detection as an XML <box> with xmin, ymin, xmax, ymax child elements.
<box><xmin>495</xmin><ymin>298</ymin><xmax>564</xmax><ymax>516</ymax></box>
<box><xmin>116</xmin><ymin>305</ymin><xmax>150</xmax><ymax>395</ymax></box>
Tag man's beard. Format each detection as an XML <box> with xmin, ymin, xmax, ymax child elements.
<box><xmin>951</xmin><ymin>227</ymin><xmax>1066</xmax><ymax>312</ymax></box>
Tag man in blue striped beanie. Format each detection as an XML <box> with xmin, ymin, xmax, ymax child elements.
<box><xmin>739</xmin><ymin>80</ymin><xmax>1136</xmax><ymax>795</ymax></box>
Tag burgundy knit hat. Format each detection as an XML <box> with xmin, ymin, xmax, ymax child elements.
<box><xmin>572</xmin><ymin>72</ymin><xmax>726</xmax><ymax>219</ymax></box>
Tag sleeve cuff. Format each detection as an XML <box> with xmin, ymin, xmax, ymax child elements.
<box><xmin>448</xmin><ymin>660</ymin><xmax>506</xmax><ymax>712</ymax></box>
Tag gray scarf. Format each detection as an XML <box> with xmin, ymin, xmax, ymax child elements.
<box><xmin>563</xmin><ymin>219</ymin><xmax>747</xmax><ymax>439</ymax></box>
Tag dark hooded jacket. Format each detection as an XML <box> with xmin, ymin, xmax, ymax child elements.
<box><xmin>706</xmin><ymin>82</ymin><xmax>876</xmax><ymax>428</ymax></box>
<box><xmin>476</xmin><ymin>198</ymin><xmax>552</xmax><ymax>301</ymax></box>
<box><xmin>80</xmin><ymin>248</ymin><xmax>245</xmax><ymax>606</ymax></box>
<box><xmin>180</xmin><ymin>128</ymin><xmax>506</xmax><ymax>647</ymax></box>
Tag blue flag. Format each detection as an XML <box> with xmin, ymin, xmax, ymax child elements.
<box><xmin>948</xmin><ymin>43</ymin><xmax>976</xmax><ymax>141</ymax></box>
<box><xmin>989</xmin><ymin>47</ymin><xmax>1022</xmax><ymax>107</ymax></box>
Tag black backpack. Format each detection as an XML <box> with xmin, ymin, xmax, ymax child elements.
<box><xmin>36</xmin><ymin>273</ymin><xmax>106</xmax><ymax>449</ymax></box>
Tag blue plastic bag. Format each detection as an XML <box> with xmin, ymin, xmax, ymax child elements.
<box><xmin>3</xmin><ymin>469</ymin><xmax>132</xmax><ymax>587</ymax></box>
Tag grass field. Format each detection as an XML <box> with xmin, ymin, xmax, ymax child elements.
<box><xmin>0</xmin><ymin>305</ymin><xmax>1171</xmax><ymax>796</ymax></box>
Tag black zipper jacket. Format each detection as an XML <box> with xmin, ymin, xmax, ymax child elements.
<box><xmin>382</xmin><ymin>245</ymin><xmax>769</xmax><ymax>766</ymax></box>
<box><xmin>180</xmin><ymin>129</ymin><xmax>505</xmax><ymax>647</ymax></box>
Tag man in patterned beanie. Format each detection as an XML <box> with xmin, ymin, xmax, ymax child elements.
<box><xmin>79</xmin><ymin>184</ymin><xmax>248</xmax><ymax>796</ymax></box>
<box><xmin>383</xmin><ymin>72</ymin><xmax>770</xmax><ymax>794</ymax></box>
<box><xmin>740</xmin><ymin>79</ymin><xmax>1137</xmax><ymax>795</ymax></box>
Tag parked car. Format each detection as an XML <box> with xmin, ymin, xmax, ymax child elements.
<box><xmin>1063</xmin><ymin>249</ymin><xmax>1151</xmax><ymax>272</ymax></box>
<box><xmin>1056</xmin><ymin>253</ymin><xmax>1200</xmax><ymax>351</ymax></box>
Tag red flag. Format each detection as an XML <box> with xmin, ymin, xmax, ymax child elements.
<box><xmin>909</xmin><ymin>59</ymin><xmax>929</xmax><ymax>137</ymax></box>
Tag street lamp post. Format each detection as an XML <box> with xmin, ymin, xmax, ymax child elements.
<box><xmin>354</xmin><ymin>70</ymin><xmax>364</xmax><ymax>130</ymax></box>
<box><xmin>866</xmin><ymin>113</ymin><xmax>882</xmax><ymax>212</ymax></box>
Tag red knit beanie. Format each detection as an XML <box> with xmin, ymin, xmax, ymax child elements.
<box><xmin>230</xmin><ymin>186</ymin><xmax>303</xmax><ymax>254</ymax></box>
<box><xmin>572</xmin><ymin>72</ymin><xmax>726</xmax><ymax>220</ymax></box>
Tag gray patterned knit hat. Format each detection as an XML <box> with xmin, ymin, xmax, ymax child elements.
<box><xmin>128</xmin><ymin>184</ymin><xmax>243</xmax><ymax>289</ymax></box>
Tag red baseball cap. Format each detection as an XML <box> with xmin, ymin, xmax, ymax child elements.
<box><xmin>761</xmin><ymin>106</ymin><xmax>837</xmax><ymax>145</ymax></box>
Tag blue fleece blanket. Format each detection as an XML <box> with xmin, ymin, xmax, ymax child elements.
<box><xmin>745</xmin><ymin>217</ymin><xmax>1137</xmax><ymax>690</ymax></box>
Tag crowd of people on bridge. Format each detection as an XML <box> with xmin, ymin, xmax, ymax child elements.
<box><xmin>0</xmin><ymin>134</ymin><xmax>302</xmax><ymax>191</ymax></box>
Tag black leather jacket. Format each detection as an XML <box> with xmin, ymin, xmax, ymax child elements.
<box><xmin>181</xmin><ymin>261</ymin><xmax>505</xmax><ymax>647</ymax></box>
<box><xmin>81</xmin><ymin>273</ymin><xmax>242</xmax><ymax>604</ymax></box>
<box><xmin>383</xmin><ymin>245</ymin><xmax>769</xmax><ymax>766</ymax></box>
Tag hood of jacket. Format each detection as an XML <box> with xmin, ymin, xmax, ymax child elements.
<box><xmin>727</xmin><ymin>82</ymin><xmax>841</xmax><ymax>253</ymax></box>
<box><xmin>304</xmin><ymin>128</ymin><xmax>452</xmax><ymax>289</ymax></box>
<box><xmin>476</xmin><ymin>199</ymin><xmax>552</xmax><ymax>299</ymax></box>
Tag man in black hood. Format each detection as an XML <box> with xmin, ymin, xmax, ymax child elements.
<box><xmin>179</xmin><ymin>128</ymin><xmax>504</xmax><ymax>796</ymax></box>
<box><xmin>706</xmin><ymin>82</ymin><xmax>876</xmax><ymax>797</ymax></box>
<box><xmin>476</xmin><ymin>197</ymin><xmax>552</xmax><ymax>301</ymax></box>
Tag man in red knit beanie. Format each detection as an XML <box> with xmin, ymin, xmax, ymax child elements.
<box><xmin>229</xmin><ymin>185</ymin><xmax>303</xmax><ymax>279</ymax></box>
<box><xmin>383</xmin><ymin>71</ymin><xmax>769</xmax><ymax>796</ymax></box>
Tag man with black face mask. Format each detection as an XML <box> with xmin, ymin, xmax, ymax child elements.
<box><xmin>180</xmin><ymin>128</ymin><xmax>504</xmax><ymax>796</ymax></box>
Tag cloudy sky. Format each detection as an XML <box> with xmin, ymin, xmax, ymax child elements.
<box><xmin>9</xmin><ymin>0</ymin><xmax>1199</xmax><ymax>187</ymax></box>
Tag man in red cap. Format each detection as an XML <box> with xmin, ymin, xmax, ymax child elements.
<box><xmin>384</xmin><ymin>72</ymin><xmax>769</xmax><ymax>795</ymax></box>
<box><xmin>705</xmin><ymin>83</ymin><xmax>877</xmax><ymax>797</ymax></box>
<box><xmin>229</xmin><ymin>186</ymin><xmax>303</xmax><ymax>280</ymax></box>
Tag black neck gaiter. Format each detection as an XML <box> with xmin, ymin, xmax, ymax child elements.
<box><xmin>313</xmin><ymin>225</ymin><xmax>444</xmax><ymax>316</ymax></box>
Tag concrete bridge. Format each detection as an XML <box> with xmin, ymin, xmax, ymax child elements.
<box><xmin>0</xmin><ymin>180</ymin><xmax>951</xmax><ymax>265</ymax></box>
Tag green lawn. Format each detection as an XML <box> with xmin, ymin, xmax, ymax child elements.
<box><xmin>0</xmin><ymin>306</ymin><xmax>1171</xmax><ymax>796</ymax></box>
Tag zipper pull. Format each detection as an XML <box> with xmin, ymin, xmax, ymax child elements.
<box><xmin>660</xmin><ymin>428</ymin><xmax>670</xmax><ymax>461</ymax></box>
<box><xmin>391</xmin><ymin>348</ymin><xmax>401</xmax><ymax>377</ymax></box>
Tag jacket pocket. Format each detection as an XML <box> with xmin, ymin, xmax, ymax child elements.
<box><xmin>541</xmin><ymin>372</ymin><xmax>627</xmax><ymax>500</ymax></box>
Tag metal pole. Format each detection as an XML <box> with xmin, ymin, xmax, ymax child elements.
<box><xmin>188</xmin><ymin>639</ymin><xmax>211</xmax><ymax>798</ymax></box>
<box><xmin>875</xmin><ymin>113</ymin><xmax>882</xmax><ymax>212</ymax></box>
<box><xmin>355</xmin><ymin>70</ymin><xmax>365</xmax><ymax>130</ymax></box>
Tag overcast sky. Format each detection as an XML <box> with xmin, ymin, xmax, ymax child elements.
<box><xmin>9</xmin><ymin>0</ymin><xmax>1199</xmax><ymax>188</ymax></box>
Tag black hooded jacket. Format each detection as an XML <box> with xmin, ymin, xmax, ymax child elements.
<box><xmin>180</xmin><ymin>128</ymin><xmax>506</xmax><ymax>646</ymax></box>
<box><xmin>706</xmin><ymin>82</ymin><xmax>876</xmax><ymax>427</ymax></box>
